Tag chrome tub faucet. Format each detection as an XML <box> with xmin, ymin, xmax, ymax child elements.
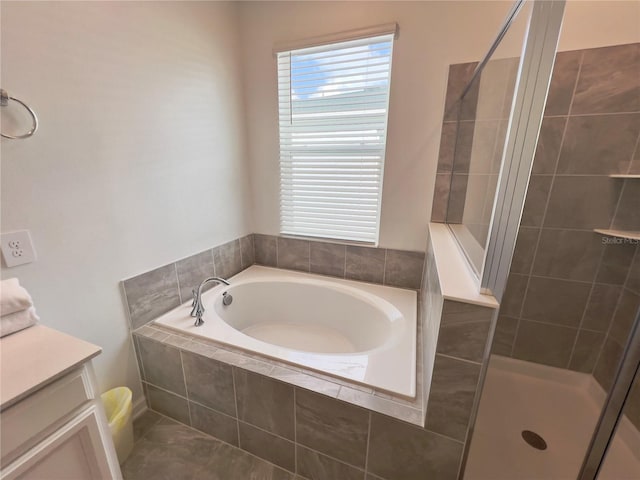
<box><xmin>190</xmin><ymin>277</ymin><xmax>230</xmax><ymax>326</ymax></box>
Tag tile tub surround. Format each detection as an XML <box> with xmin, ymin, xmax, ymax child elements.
<box><xmin>123</xmin><ymin>234</ymin><xmax>425</xmax><ymax>330</ymax></box>
<box><xmin>133</xmin><ymin>324</ymin><xmax>468</xmax><ymax>480</ymax></box>
<box><xmin>489</xmin><ymin>43</ymin><xmax>640</xmax><ymax>382</ymax></box>
<box><xmin>254</xmin><ymin>234</ymin><xmax>425</xmax><ymax>290</ymax></box>
<box><xmin>123</xmin><ymin>234</ymin><xmax>255</xmax><ymax>329</ymax></box>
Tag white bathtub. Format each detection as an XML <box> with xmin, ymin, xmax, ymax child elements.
<box><xmin>154</xmin><ymin>265</ymin><xmax>417</xmax><ymax>397</ymax></box>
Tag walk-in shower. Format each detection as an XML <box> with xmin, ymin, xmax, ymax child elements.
<box><xmin>436</xmin><ymin>0</ymin><xmax>640</xmax><ymax>478</ymax></box>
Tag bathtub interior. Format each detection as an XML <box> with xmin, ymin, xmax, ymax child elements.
<box><xmin>213</xmin><ymin>280</ymin><xmax>401</xmax><ymax>353</ymax></box>
<box><xmin>154</xmin><ymin>266</ymin><xmax>417</xmax><ymax>396</ymax></box>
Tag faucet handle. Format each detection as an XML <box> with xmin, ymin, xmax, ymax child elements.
<box><xmin>191</xmin><ymin>289</ymin><xmax>198</xmax><ymax>307</ymax></box>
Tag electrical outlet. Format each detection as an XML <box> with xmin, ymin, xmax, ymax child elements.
<box><xmin>1</xmin><ymin>230</ymin><xmax>36</xmax><ymax>267</ymax></box>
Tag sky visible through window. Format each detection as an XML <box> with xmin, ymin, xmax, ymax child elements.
<box><xmin>290</xmin><ymin>41</ymin><xmax>392</xmax><ymax>101</ymax></box>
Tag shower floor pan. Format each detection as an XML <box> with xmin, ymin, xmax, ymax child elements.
<box><xmin>465</xmin><ymin>355</ymin><xmax>640</xmax><ymax>479</ymax></box>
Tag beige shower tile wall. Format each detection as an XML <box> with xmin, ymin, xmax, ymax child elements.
<box><xmin>487</xmin><ymin>44</ymin><xmax>640</xmax><ymax>383</ymax></box>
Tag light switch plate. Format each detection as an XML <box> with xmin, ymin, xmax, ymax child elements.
<box><xmin>1</xmin><ymin>230</ymin><xmax>37</xmax><ymax>267</ymax></box>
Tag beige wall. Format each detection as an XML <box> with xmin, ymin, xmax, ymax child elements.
<box><xmin>239</xmin><ymin>1</ymin><xmax>515</xmax><ymax>251</ymax></box>
<box><xmin>0</xmin><ymin>1</ymin><xmax>251</xmax><ymax>403</ymax></box>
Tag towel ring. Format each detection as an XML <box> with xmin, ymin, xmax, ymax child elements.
<box><xmin>1</xmin><ymin>89</ymin><xmax>38</xmax><ymax>140</ymax></box>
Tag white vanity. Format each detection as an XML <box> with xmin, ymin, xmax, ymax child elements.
<box><xmin>0</xmin><ymin>325</ymin><xmax>122</xmax><ymax>479</ymax></box>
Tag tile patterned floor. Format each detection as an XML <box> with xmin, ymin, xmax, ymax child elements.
<box><xmin>123</xmin><ymin>410</ymin><xmax>298</xmax><ymax>480</ymax></box>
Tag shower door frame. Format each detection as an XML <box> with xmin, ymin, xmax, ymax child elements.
<box><xmin>455</xmin><ymin>1</ymin><xmax>640</xmax><ymax>478</ymax></box>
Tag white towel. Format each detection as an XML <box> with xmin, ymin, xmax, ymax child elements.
<box><xmin>0</xmin><ymin>306</ymin><xmax>39</xmax><ymax>337</ymax></box>
<box><xmin>1</xmin><ymin>278</ymin><xmax>34</xmax><ymax>316</ymax></box>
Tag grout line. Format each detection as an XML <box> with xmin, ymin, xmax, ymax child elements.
<box><xmin>293</xmin><ymin>388</ymin><xmax>298</xmax><ymax>474</ymax></box>
<box><xmin>211</xmin><ymin>247</ymin><xmax>217</xmax><ymax>277</ymax></box>
<box><xmin>590</xmin><ymin>246</ymin><xmax>638</xmax><ymax>374</ymax></box>
<box><xmin>132</xmin><ymin>335</ymin><xmax>146</xmax><ymax>382</ymax></box>
<box><xmin>382</xmin><ymin>248</ymin><xmax>388</xmax><ymax>285</ymax></box>
<box><xmin>509</xmin><ymin>54</ymin><xmax>584</xmax><ymax>358</ymax></box>
<box><xmin>628</xmin><ymin>130</ymin><xmax>640</xmax><ymax>175</ymax></box>
<box><xmin>566</xmin><ymin>243</ymin><xmax>608</xmax><ymax>370</ymax></box>
<box><xmin>231</xmin><ymin>367</ymin><xmax>242</xmax><ymax>448</ymax></box>
<box><xmin>435</xmin><ymin>352</ymin><xmax>483</xmax><ymax>367</ymax></box>
<box><xmin>178</xmin><ymin>351</ymin><xmax>193</xmax><ymax>427</ymax></box>
<box><xmin>174</xmin><ymin>263</ymin><xmax>182</xmax><ymax>304</ymax></box>
<box><xmin>343</xmin><ymin>244</ymin><xmax>347</xmax><ymax>278</ymax></box>
<box><xmin>608</xmin><ymin>180</ymin><xmax>627</xmax><ymax>230</ymax></box>
<box><xmin>364</xmin><ymin>411</ymin><xmax>372</xmax><ymax>476</ymax></box>
<box><xmin>239</xmin><ymin>237</ymin><xmax>244</xmax><ymax>269</ymax></box>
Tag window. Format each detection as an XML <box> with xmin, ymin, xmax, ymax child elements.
<box><xmin>277</xmin><ymin>31</ymin><xmax>395</xmax><ymax>244</ymax></box>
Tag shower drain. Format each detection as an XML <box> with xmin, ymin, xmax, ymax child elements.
<box><xmin>521</xmin><ymin>430</ymin><xmax>548</xmax><ymax>450</ymax></box>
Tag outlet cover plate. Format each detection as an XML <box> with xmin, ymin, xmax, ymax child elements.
<box><xmin>1</xmin><ymin>230</ymin><xmax>37</xmax><ymax>267</ymax></box>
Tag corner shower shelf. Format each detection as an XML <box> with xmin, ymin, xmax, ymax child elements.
<box><xmin>593</xmin><ymin>229</ymin><xmax>640</xmax><ymax>241</ymax></box>
<box><xmin>609</xmin><ymin>174</ymin><xmax>640</xmax><ymax>179</ymax></box>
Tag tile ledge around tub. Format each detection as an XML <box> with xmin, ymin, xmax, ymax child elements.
<box><xmin>428</xmin><ymin>222</ymin><xmax>499</xmax><ymax>309</ymax></box>
<box><xmin>132</xmin><ymin>324</ymin><xmax>425</xmax><ymax>428</ymax></box>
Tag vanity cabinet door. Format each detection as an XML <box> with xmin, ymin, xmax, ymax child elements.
<box><xmin>1</xmin><ymin>404</ymin><xmax>121</xmax><ymax>480</ymax></box>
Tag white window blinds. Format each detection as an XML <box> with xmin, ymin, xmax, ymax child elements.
<box><xmin>277</xmin><ymin>33</ymin><xmax>394</xmax><ymax>244</ymax></box>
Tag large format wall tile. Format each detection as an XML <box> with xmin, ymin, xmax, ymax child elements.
<box><xmin>240</xmin><ymin>235</ymin><xmax>255</xmax><ymax>269</ymax></box>
<box><xmin>146</xmin><ymin>384</ymin><xmax>190</xmax><ymax>425</ymax></box>
<box><xmin>345</xmin><ymin>246</ymin><xmax>386</xmax><ymax>284</ymax></box>
<box><xmin>510</xmin><ymin>227</ymin><xmax>539</xmax><ymax>274</ymax></box>
<box><xmin>277</xmin><ymin>237</ymin><xmax>310</xmax><ymax>272</ymax></box>
<box><xmin>608</xmin><ymin>289</ymin><xmax>640</xmax><ymax>346</ymax></box>
<box><xmin>521</xmin><ymin>277</ymin><xmax>590</xmax><ymax>327</ymax></box>
<box><xmin>491</xmin><ymin>316</ymin><xmax>518</xmax><ymax>356</ymax></box>
<box><xmin>295</xmin><ymin>389</ymin><xmax>369</xmax><ymax>467</ymax></box>
<box><xmin>443</xmin><ymin>62</ymin><xmax>479</xmax><ymax>122</ymax></box>
<box><xmin>532</xmin><ymin>229</ymin><xmax>603</xmax><ymax>282</ymax></box>
<box><xmin>544</xmin><ymin>176</ymin><xmax>621</xmax><ymax>230</ymax></box>
<box><xmin>425</xmin><ymin>354</ymin><xmax>481</xmax><ymax>441</ymax></box>
<box><xmin>612</xmin><ymin>181</ymin><xmax>640</xmax><ymax>231</ymax></box>
<box><xmin>520</xmin><ymin>175</ymin><xmax>552</xmax><ymax>227</ymax></box>
<box><xmin>512</xmin><ymin>320</ymin><xmax>577</xmax><ymax>368</ymax></box>
<box><xmin>582</xmin><ymin>284</ymin><xmax>622</xmax><ymax>332</ymax></box>
<box><xmin>532</xmin><ymin>117</ymin><xmax>566</xmax><ymax>174</ymax></box>
<box><xmin>124</xmin><ymin>264</ymin><xmax>181</xmax><ymax>329</ymax></box>
<box><xmin>182</xmin><ymin>351</ymin><xmax>236</xmax><ymax>416</ymax></box>
<box><xmin>214</xmin><ymin>239</ymin><xmax>242</xmax><ymax>279</ymax></box>
<box><xmin>310</xmin><ymin>242</ymin><xmax>346</xmax><ymax>278</ymax></box>
<box><xmin>175</xmin><ymin>250</ymin><xmax>216</xmax><ymax>303</ymax></box>
<box><xmin>437</xmin><ymin>122</ymin><xmax>457</xmax><ymax>173</ymax></box>
<box><xmin>137</xmin><ymin>336</ymin><xmax>186</xmax><ymax>396</ymax></box>
<box><xmin>557</xmin><ymin>114</ymin><xmax>640</xmax><ymax>175</ymax></box>
<box><xmin>254</xmin><ymin>234</ymin><xmax>277</xmax><ymax>266</ymax></box>
<box><xmin>234</xmin><ymin>369</ymin><xmax>294</xmax><ymax>440</ymax></box>
<box><xmin>238</xmin><ymin>422</ymin><xmax>295</xmax><ymax>472</ymax></box>
<box><xmin>569</xmin><ymin>330</ymin><xmax>605</xmax><ymax>373</ymax></box>
<box><xmin>296</xmin><ymin>445</ymin><xmax>364</xmax><ymax>480</ymax></box>
<box><xmin>571</xmin><ymin>43</ymin><xmax>640</xmax><ymax>114</ymax></box>
<box><xmin>384</xmin><ymin>250</ymin><xmax>424</xmax><ymax>289</ymax></box>
<box><xmin>544</xmin><ymin>50</ymin><xmax>582</xmax><ymax>116</ymax></box>
<box><xmin>368</xmin><ymin>413</ymin><xmax>463</xmax><ymax>480</ymax></box>
<box><xmin>436</xmin><ymin>300</ymin><xmax>493</xmax><ymax>363</ymax></box>
<box><xmin>593</xmin><ymin>337</ymin><xmax>624</xmax><ymax>391</ymax></box>
<box><xmin>189</xmin><ymin>401</ymin><xmax>238</xmax><ymax>446</ymax></box>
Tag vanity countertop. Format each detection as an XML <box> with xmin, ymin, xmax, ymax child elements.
<box><xmin>0</xmin><ymin>325</ymin><xmax>101</xmax><ymax>410</ymax></box>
